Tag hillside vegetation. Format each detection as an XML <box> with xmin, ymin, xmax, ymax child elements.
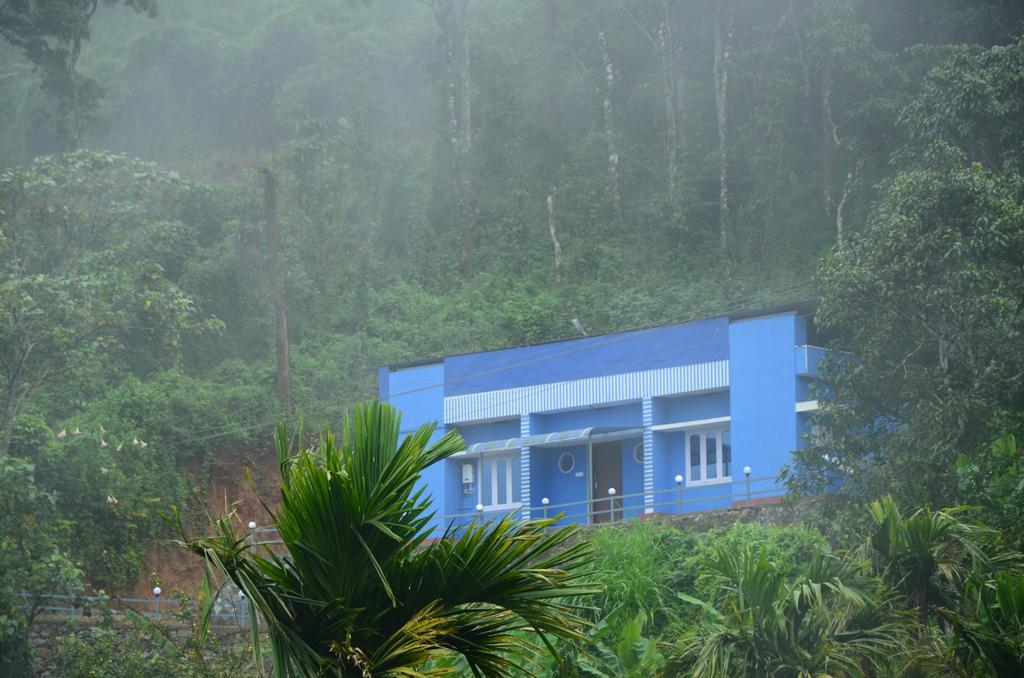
<box><xmin>1</xmin><ymin>0</ymin><xmax>1024</xmax><ymax>675</ymax></box>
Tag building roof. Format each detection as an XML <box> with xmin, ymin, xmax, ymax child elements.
<box><xmin>384</xmin><ymin>299</ymin><xmax>819</xmax><ymax>372</ymax></box>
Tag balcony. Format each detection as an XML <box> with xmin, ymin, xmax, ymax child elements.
<box><xmin>795</xmin><ymin>345</ymin><xmax>827</xmax><ymax>377</ymax></box>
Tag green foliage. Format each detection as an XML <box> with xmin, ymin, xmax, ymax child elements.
<box><xmin>858</xmin><ymin>497</ymin><xmax>1021</xmax><ymax>627</ymax></box>
<box><xmin>569</xmin><ymin>609</ymin><xmax>665</xmax><ymax>678</ymax></box>
<box><xmin>0</xmin><ymin>150</ymin><xmax>222</xmax><ymax>454</ymax></box>
<box><xmin>789</xmin><ymin>144</ymin><xmax>1024</xmax><ymax>505</ymax></box>
<box><xmin>175</xmin><ymin>402</ymin><xmax>594</xmax><ymax>676</ymax></box>
<box><xmin>956</xmin><ymin>434</ymin><xmax>1024</xmax><ymax>550</ymax></box>
<box><xmin>901</xmin><ymin>37</ymin><xmax>1024</xmax><ymax>173</ymax></box>
<box><xmin>0</xmin><ymin>0</ymin><xmax>158</xmax><ymax>151</ymax></box>
<box><xmin>952</xmin><ymin>569</ymin><xmax>1024</xmax><ymax>675</ymax></box>
<box><xmin>0</xmin><ymin>453</ymin><xmax>82</xmax><ymax>677</ymax></box>
<box><xmin>583</xmin><ymin>521</ymin><xmax>688</xmax><ymax>628</ymax></box>
<box><xmin>672</xmin><ymin>545</ymin><xmax>908</xmax><ymax>677</ymax></box>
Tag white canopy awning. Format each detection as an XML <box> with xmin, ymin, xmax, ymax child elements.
<box><xmin>458</xmin><ymin>426</ymin><xmax>643</xmax><ymax>455</ymax></box>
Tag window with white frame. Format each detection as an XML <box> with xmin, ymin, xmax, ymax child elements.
<box><xmin>687</xmin><ymin>429</ymin><xmax>731</xmax><ymax>485</ymax></box>
<box><xmin>478</xmin><ymin>453</ymin><xmax>522</xmax><ymax>509</ymax></box>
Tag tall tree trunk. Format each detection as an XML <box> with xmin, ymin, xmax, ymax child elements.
<box><xmin>68</xmin><ymin>33</ymin><xmax>82</xmax><ymax>149</ymax></box>
<box><xmin>658</xmin><ymin>14</ymin><xmax>679</xmax><ymax>209</ymax></box>
<box><xmin>459</xmin><ymin>206</ymin><xmax>479</xmax><ymax>277</ymax></box>
<box><xmin>543</xmin><ymin>0</ymin><xmax>559</xmax><ymax>131</ymax></box>
<box><xmin>791</xmin><ymin>0</ymin><xmax>811</xmax><ymax>125</ymax></box>
<box><xmin>66</xmin><ymin>0</ymin><xmax>98</xmax><ymax>149</ymax></box>
<box><xmin>547</xmin><ymin>184</ymin><xmax>562</xmax><ymax>286</ymax></box>
<box><xmin>822</xmin><ymin>63</ymin><xmax>856</xmax><ymax>248</ymax></box>
<box><xmin>456</xmin><ymin>0</ymin><xmax>472</xmax><ymax>209</ymax></box>
<box><xmin>713</xmin><ymin>0</ymin><xmax>734</xmax><ymax>251</ymax></box>
<box><xmin>433</xmin><ymin>0</ymin><xmax>475</xmax><ymax>275</ymax></box>
<box><xmin>821</xmin><ymin>65</ymin><xmax>836</xmax><ymax>221</ymax></box>
<box><xmin>598</xmin><ymin>31</ymin><xmax>623</xmax><ymax>221</ymax></box>
<box><xmin>260</xmin><ymin>168</ymin><xmax>293</xmax><ymax>416</ymax></box>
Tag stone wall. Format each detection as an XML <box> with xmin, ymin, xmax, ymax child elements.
<box><xmin>643</xmin><ymin>493</ymin><xmax>846</xmax><ymax>534</ymax></box>
<box><xmin>27</xmin><ymin>613</ymin><xmax>254</xmax><ymax>677</ymax></box>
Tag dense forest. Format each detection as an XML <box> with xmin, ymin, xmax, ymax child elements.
<box><xmin>2</xmin><ymin>0</ymin><xmax>1024</xmax><ymax>675</ymax></box>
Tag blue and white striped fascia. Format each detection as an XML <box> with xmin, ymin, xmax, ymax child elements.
<box><xmin>443</xmin><ymin>359</ymin><xmax>730</xmax><ymax>424</ymax></box>
<box><xmin>519</xmin><ymin>414</ymin><xmax>531</xmax><ymax>521</ymax></box>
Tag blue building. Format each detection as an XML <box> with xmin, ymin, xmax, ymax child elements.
<box><xmin>378</xmin><ymin>301</ymin><xmax>825</xmax><ymax>531</ymax></box>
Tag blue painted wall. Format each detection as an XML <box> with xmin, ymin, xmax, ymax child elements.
<box><xmin>382</xmin><ymin>362</ymin><xmax>445</xmax><ymax>435</ymax></box>
<box><xmin>444</xmin><ymin>316</ymin><xmax>729</xmax><ymax>396</ymax></box>
<box><xmin>530</xmin><ymin>444</ymin><xmax>588</xmax><ymax>525</ymax></box>
<box><xmin>454</xmin><ymin>419</ymin><xmax>520</xmax><ymax>445</ymax></box>
<box><xmin>620</xmin><ymin>437</ymin><xmax>645</xmax><ymax>519</ymax></box>
<box><xmin>533</xmin><ymin>402</ymin><xmax>643</xmax><ymax>433</ymax></box>
<box><xmin>651</xmin><ymin>430</ymin><xmax>676</xmax><ymax>507</ymax></box>
<box><xmin>655</xmin><ymin>391</ymin><xmax>730</xmax><ymax>424</ymax></box>
<box><xmin>729</xmin><ymin>313</ymin><xmax>798</xmax><ymax>497</ymax></box>
<box><xmin>380</xmin><ymin>362</ymin><xmax>448</xmax><ymax>529</ymax></box>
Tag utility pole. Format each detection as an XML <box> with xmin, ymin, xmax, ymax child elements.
<box><xmin>259</xmin><ymin>167</ymin><xmax>293</xmax><ymax>416</ymax></box>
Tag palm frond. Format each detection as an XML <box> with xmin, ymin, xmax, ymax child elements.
<box><xmin>173</xmin><ymin>401</ymin><xmax>593</xmax><ymax>676</ymax></box>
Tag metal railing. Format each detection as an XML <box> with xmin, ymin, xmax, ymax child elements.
<box><xmin>19</xmin><ymin>592</ymin><xmax>251</xmax><ymax>626</ymax></box>
<box><xmin>438</xmin><ymin>472</ymin><xmax>781</xmax><ymax>527</ymax></box>
<box><xmin>796</xmin><ymin>344</ymin><xmax>828</xmax><ymax>377</ymax></box>
<box><xmin>235</xmin><ymin>473</ymin><xmax>782</xmax><ymax>543</ymax></box>
<box><xmin>21</xmin><ymin>477</ymin><xmax>782</xmax><ymax>615</ymax></box>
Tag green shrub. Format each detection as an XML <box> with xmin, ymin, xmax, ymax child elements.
<box><xmin>677</xmin><ymin>522</ymin><xmax>830</xmax><ymax>611</ymax></box>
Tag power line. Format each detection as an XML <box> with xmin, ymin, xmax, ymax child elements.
<box><xmin>162</xmin><ymin>281</ymin><xmax>816</xmax><ymax>446</ymax></box>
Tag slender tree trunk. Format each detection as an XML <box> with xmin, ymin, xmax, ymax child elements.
<box><xmin>791</xmin><ymin>0</ymin><xmax>811</xmax><ymax>126</ymax></box>
<box><xmin>713</xmin><ymin>0</ymin><xmax>734</xmax><ymax>250</ymax></box>
<box><xmin>821</xmin><ymin>65</ymin><xmax>836</xmax><ymax>221</ymax></box>
<box><xmin>822</xmin><ymin>63</ymin><xmax>857</xmax><ymax>248</ymax></box>
<box><xmin>441</xmin><ymin>2</ymin><xmax>460</xmax><ymax>201</ymax></box>
<box><xmin>598</xmin><ymin>31</ymin><xmax>623</xmax><ymax>221</ymax></box>
<box><xmin>65</xmin><ymin>1</ymin><xmax>98</xmax><ymax>149</ymax></box>
<box><xmin>2</xmin><ymin>382</ymin><xmax>19</xmax><ymax>456</ymax></box>
<box><xmin>547</xmin><ymin>184</ymin><xmax>562</xmax><ymax>286</ymax></box>
<box><xmin>459</xmin><ymin>206</ymin><xmax>479</xmax><ymax>277</ymax></box>
<box><xmin>835</xmin><ymin>161</ymin><xmax>859</xmax><ymax>250</ymax></box>
<box><xmin>68</xmin><ymin>34</ymin><xmax>82</xmax><ymax>149</ymax></box>
<box><xmin>434</xmin><ymin>0</ymin><xmax>475</xmax><ymax>275</ymax></box>
<box><xmin>658</xmin><ymin>15</ymin><xmax>679</xmax><ymax>209</ymax></box>
<box><xmin>456</xmin><ymin>0</ymin><xmax>472</xmax><ymax>207</ymax></box>
<box><xmin>543</xmin><ymin>0</ymin><xmax>559</xmax><ymax>131</ymax></box>
<box><xmin>260</xmin><ymin>168</ymin><xmax>293</xmax><ymax>416</ymax></box>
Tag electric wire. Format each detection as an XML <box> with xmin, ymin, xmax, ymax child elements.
<box><xmin>156</xmin><ymin>280</ymin><xmax>816</xmax><ymax>446</ymax></box>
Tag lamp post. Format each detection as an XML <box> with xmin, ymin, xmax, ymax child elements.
<box><xmin>675</xmin><ymin>474</ymin><xmax>684</xmax><ymax>514</ymax></box>
<box><xmin>248</xmin><ymin>520</ymin><xmax>257</xmax><ymax>546</ymax></box>
<box><xmin>152</xmin><ymin>586</ymin><xmax>162</xmax><ymax>618</ymax></box>
<box><xmin>541</xmin><ymin>497</ymin><xmax>550</xmax><ymax>521</ymax></box>
<box><xmin>743</xmin><ymin>465</ymin><xmax>752</xmax><ymax>505</ymax></box>
<box><xmin>607</xmin><ymin>487</ymin><xmax>616</xmax><ymax>521</ymax></box>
